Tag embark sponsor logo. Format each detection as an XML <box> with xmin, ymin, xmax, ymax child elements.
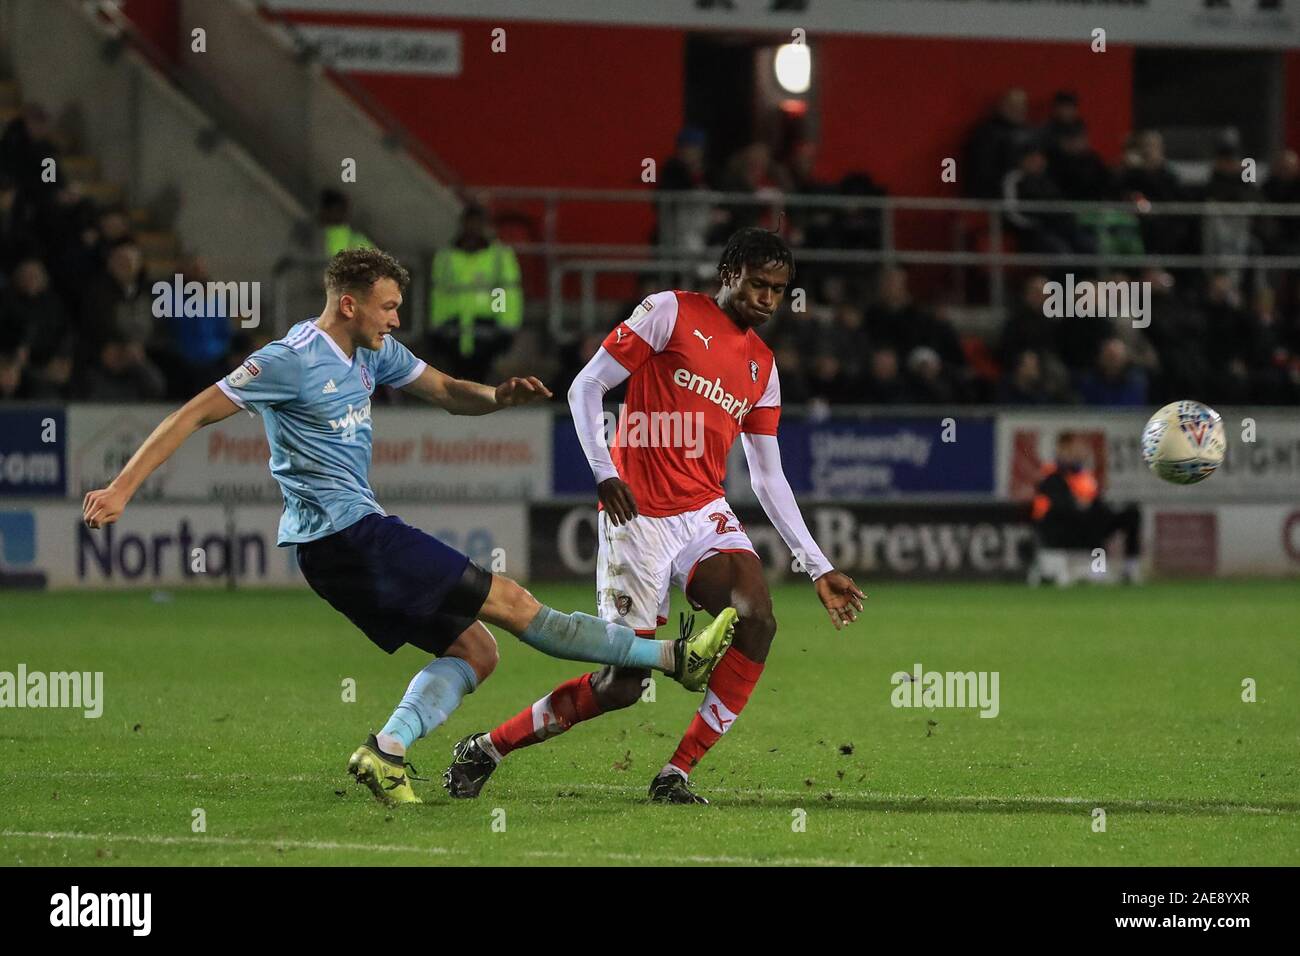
<box><xmin>672</xmin><ymin>368</ymin><xmax>752</xmax><ymax>423</ymax></box>
<box><xmin>601</xmin><ymin>404</ymin><xmax>705</xmax><ymax>459</ymax></box>
<box><xmin>890</xmin><ymin>662</ymin><xmax>999</xmax><ymax>718</ymax></box>
<box><xmin>1043</xmin><ymin>274</ymin><xmax>1151</xmax><ymax>329</ymax></box>
<box><xmin>152</xmin><ymin>273</ymin><xmax>260</xmax><ymax>328</ymax></box>
<box><xmin>50</xmin><ymin>886</ymin><xmax>150</xmax><ymax>936</ymax></box>
<box><xmin>0</xmin><ymin>664</ymin><xmax>103</xmax><ymax>718</ymax></box>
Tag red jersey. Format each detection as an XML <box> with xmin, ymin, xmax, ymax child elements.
<box><xmin>600</xmin><ymin>290</ymin><xmax>781</xmax><ymax>517</ymax></box>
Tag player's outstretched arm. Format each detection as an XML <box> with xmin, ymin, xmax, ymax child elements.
<box><xmin>83</xmin><ymin>385</ymin><xmax>241</xmax><ymax>529</ymax></box>
<box><xmin>742</xmin><ymin>432</ymin><xmax>866</xmax><ymax>630</ymax></box>
<box><xmin>402</xmin><ymin>364</ymin><xmax>551</xmax><ymax>415</ymax></box>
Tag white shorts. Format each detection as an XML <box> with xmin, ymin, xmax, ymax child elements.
<box><xmin>595</xmin><ymin>496</ymin><xmax>756</xmax><ymax>634</ymax></box>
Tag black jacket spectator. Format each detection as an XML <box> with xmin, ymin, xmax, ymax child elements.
<box><xmin>963</xmin><ymin>88</ymin><xmax>1033</xmax><ymax>199</ymax></box>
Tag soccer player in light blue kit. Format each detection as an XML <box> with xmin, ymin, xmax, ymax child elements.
<box><xmin>82</xmin><ymin>248</ymin><xmax>736</xmax><ymax>805</ymax></box>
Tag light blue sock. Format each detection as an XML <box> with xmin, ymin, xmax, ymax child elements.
<box><xmin>519</xmin><ymin>606</ymin><xmax>672</xmax><ymax>672</ymax></box>
<box><xmin>380</xmin><ymin>656</ymin><xmax>478</xmax><ymax>750</ymax></box>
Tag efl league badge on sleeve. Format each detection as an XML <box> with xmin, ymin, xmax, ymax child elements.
<box><xmin>361</xmin><ymin>365</ymin><xmax>372</xmax><ymax>390</ymax></box>
<box><xmin>225</xmin><ymin>359</ymin><xmax>261</xmax><ymax>389</ymax></box>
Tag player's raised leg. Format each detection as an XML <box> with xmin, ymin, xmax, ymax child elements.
<box><xmin>476</xmin><ymin>573</ymin><xmax>733</xmax><ymax>689</ymax></box>
<box><xmin>650</xmin><ymin>551</ymin><xmax>773</xmax><ymax>804</ymax></box>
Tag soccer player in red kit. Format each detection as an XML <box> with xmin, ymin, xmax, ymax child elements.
<box><xmin>443</xmin><ymin>227</ymin><xmax>866</xmax><ymax>804</ymax></box>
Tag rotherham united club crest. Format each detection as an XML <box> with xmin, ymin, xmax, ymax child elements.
<box><xmin>749</xmin><ymin>359</ymin><xmax>759</xmax><ymax>382</ymax></box>
<box><xmin>615</xmin><ymin>593</ymin><xmax>633</xmax><ymax>616</ymax></box>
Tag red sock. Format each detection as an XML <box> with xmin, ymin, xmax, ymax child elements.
<box><xmin>668</xmin><ymin>646</ymin><xmax>764</xmax><ymax>775</ymax></box>
<box><xmin>489</xmin><ymin>673</ymin><xmax>603</xmax><ymax>757</ymax></box>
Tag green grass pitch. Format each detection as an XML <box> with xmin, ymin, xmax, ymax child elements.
<box><xmin>1</xmin><ymin>580</ymin><xmax>1297</xmax><ymax>866</ymax></box>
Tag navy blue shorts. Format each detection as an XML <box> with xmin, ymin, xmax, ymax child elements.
<box><xmin>296</xmin><ymin>513</ymin><xmax>493</xmax><ymax>655</ymax></box>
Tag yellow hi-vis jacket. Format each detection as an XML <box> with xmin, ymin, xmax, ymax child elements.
<box><xmin>322</xmin><ymin>225</ymin><xmax>375</xmax><ymax>258</ymax></box>
<box><xmin>429</xmin><ymin>243</ymin><xmax>523</xmax><ymax>356</ymax></box>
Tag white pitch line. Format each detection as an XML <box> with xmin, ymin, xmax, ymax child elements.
<box><xmin>0</xmin><ymin>830</ymin><xmax>856</xmax><ymax>867</ymax></box>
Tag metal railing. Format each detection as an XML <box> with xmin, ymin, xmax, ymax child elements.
<box><xmin>466</xmin><ymin>186</ymin><xmax>1300</xmax><ymax>337</ymax></box>
<box><xmin>263</xmin><ymin>188</ymin><xmax>1300</xmax><ymax>339</ymax></box>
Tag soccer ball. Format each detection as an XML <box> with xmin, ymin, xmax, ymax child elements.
<box><xmin>1140</xmin><ymin>400</ymin><xmax>1226</xmax><ymax>485</ymax></box>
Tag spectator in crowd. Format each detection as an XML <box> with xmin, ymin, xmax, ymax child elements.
<box><xmin>864</xmin><ymin>265</ymin><xmax>926</xmax><ymax>353</ymax></box>
<box><xmin>830</xmin><ymin>303</ymin><xmax>872</xmax><ymax>385</ymax></box>
<box><xmin>1093</xmin><ymin>271</ymin><xmax>1161</xmax><ymax>382</ymax></box>
<box><xmin>783</xmin><ymin>140</ymin><xmax>837</xmax><ymax>250</ymax></box>
<box><xmin>155</xmin><ymin>255</ymin><xmax>234</xmax><ymax>399</ymax></box>
<box><xmin>1235</xmin><ymin>285</ymin><xmax>1298</xmax><ymax>404</ymax></box>
<box><xmin>1260</xmin><ymin>148</ymin><xmax>1300</xmax><ymax>255</ymax></box>
<box><xmin>905</xmin><ymin>346</ymin><xmax>955</xmax><ymax>404</ymax></box>
<box><xmin>0</xmin><ymin>173</ymin><xmax>37</xmax><ymax>278</ymax></box>
<box><xmin>1200</xmin><ymin>140</ymin><xmax>1258</xmax><ymax>282</ymax></box>
<box><xmin>656</xmin><ymin>127</ymin><xmax>717</xmax><ymax>254</ymax></box>
<box><xmin>1076</xmin><ymin>336</ymin><xmax>1148</xmax><ymax>406</ymax></box>
<box><xmin>1041</xmin><ymin>91</ymin><xmax>1085</xmax><ymax>160</ymax></box>
<box><xmin>1050</xmin><ymin>125</ymin><xmax>1112</xmax><ymax>201</ymax></box>
<box><xmin>39</xmin><ymin>180</ymin><xmax>100</xmax><ymax>315</ymax></box>
<box><xmin>1032</xmin><ymin>430</ymin><xmax>1143</xmax><ymax>583</ymax></box>
<box><xmin>866</xmin><ymin>266</ymin><xmax>968</xmax><ymax>395</ymax></box>
<box><xmin>1116</xmin><ymin>130</ymin><xmax>1189</xmax><ymax>255</ymax></box>
<box><xmin>999</xmin><ymin>349</ymin><xmax>1060</xmax><ymax>404</ymax></box>
<box><xmin>428</xmin><ymin>203</ymin><xmax>523</xmax><ymax>382</ymax></box>
<box><xmin>79</xmin><ymin>335</ymin><xmax>166</xmax><ymax>402</ymax></box>
<box><xmin>0</xmin><ymin>257</ymin><xmax>73</xmax><ymax>399</ymax></box>
<box><xmin>93</xmin><ymin>204</ymin><xmax>133</xmax><ymax>264</ymax></box>
<box><xmin>825</xmin><ymin>172</ymin><xmax>886</xmax><ymax>250</ymax></box>
<box><xmin>1201</xmin><ymin>270</ymin><xmax>1257</xmax><ymax>404</ymax></box>
<box><xmin>710</xmin><ymin>142</ymin><xmax>787</xmax><ymax>242</ymax></box>
<box><xmin>771</xmin><ymin>340</ymin><xmax>810</xmax><ymax>406</ymax></box>
<box><xmin>1003</xmin><ymin>142</ymin><xmax>1093</xmax><ymax>255</ymax></box>
<box><xmin>963</xmin><ymin>87</ymin><xmax>1033</xmax><ymax>199</ymax></box>
<box><xmin>80</xmin><ymin>239</ymin><xmax>153</xmax><ymax>352</ymax></box>
<box><xmin>1142</xmin><ymin>267</ymin><xmax>1210</xmax><ymax>402</ymax></box>
<box><xmin>0</xmin><ymin>103</ymin><xmax>59</xmax><ymax>217</ymax></box>
<box><xmin>997</xmin><ymin>274</ymin><xmax>1070</xmax><ymax>386</ymax></box>
<box><xmin>805</xmin><ymin>350</ymin><xmax>859</xmax><ymax>405</ymax></box>
<box><xmin>861</xmin><ymin>346</ymin><xmax>910</xmax><ymax>404</ymax></box>
<box><xmin>318</xmin><ymin>189</ymin><xmax>374</xmax><ymax>258</ymax></box>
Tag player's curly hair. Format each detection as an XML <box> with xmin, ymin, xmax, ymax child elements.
<box><xmin>716</xmin><ymin>226</ymin><xmax>795</xmax><ymax>285</ymax></box>
<box><xmin>324</xmin><ymin>248</ymin><xmax>411</xmax><ymax>298</ymax></box>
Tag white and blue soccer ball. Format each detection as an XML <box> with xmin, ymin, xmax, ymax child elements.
<box><xmin>1140</xmin><ymin>400</ymin><xmax>1227</xmax><ymax>485</ymax></box>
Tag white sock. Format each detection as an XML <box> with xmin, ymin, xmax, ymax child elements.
<box><xmin>476</xmin><ymin>733</ymin><xmax>503</xmax><ymax>764</ymax></box>
<box><xmin>376</xmin><ymin>732</ymin><xmax>406</xmax><ymax>757</ymax></box>
<box><xmin>661</xmin><ymin>762</ymin><xmax>687</xmax><ymax>780</ymax></box>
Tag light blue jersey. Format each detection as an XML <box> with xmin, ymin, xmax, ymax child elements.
<box><xmin>216</xmin><ymin>319</ymin><xmax>426</xmax><ymax>545</ymax></box>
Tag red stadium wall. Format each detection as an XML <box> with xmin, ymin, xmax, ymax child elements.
<box><xmin>261</xmin><ymin>12</ymin><xmax>1138</xmax><ymax>286</ymax></box>
<box><xmin>815</xmin><ymin>35</ymin><xmax>1134</xmax><ymax>193</ymax></box>
<box><xmin>119</xmin><ymin>0</ymin><xmax>181</xmax><ymax>65</ymax></box>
